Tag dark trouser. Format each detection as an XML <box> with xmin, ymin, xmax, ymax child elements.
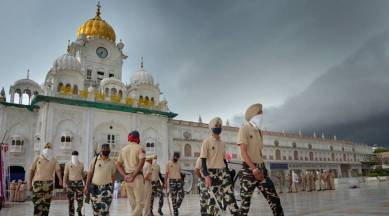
<box><xmin>32</xmin><ymin>180</ymin><xmax>54</xmax><ymax>216</ymax></box>
<box><xmin>151</xmin><ymin>181</ymin><xmax>164</xmax><ymax>212</ymax></box>
<box><xmin>169</xmin><ymin>179</ymin><xmax>184</xmax><ymax>216</ymax></box>
<box><xmin>90</xmin><ymin>183</ymin><xmax>113</xmax><ymax>216</ymax></box>
<box><xmin>208</xmin><ymin>169</ymin><xmax>239</xmax><ymax>215</ymax></box>
<box><xmin>67</xmin><ymin>180</ymin><xmax>84</xmax><ymax>216</ymax></box>
<box><xmin>240</xmin><ymin>163</ymin><xmax>284</xmax><ymax>216</ymax></box>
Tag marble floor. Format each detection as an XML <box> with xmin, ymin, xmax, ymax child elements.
<box><xmin>1</xmin><ymin>182</ymin><xmax>389</xmax><ymax>216</ymax></box>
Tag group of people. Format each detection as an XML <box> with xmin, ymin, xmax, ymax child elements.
<box><xmin>193</xmin><ymin>103</ymin><xmax>284</xmax><ymax>216</ymax></box>
<box><xmin>27</xmin><ymin>102</ymin><xmax>285</xmax><ymax>216</ymax></box>
<box><xmin>9</xmin><ymin>180</ymin><xmax>26</xmax><ymax>202</ymax></box>
<box><xmin>281</xmin><ymin>170</ymin><xmax>336</xmax><ymax>193</ymax></box>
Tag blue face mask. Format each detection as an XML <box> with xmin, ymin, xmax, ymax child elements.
<box><xmin>212</xmin><ymin>127</ymin><xmax>222</xmax><ymax>135</ymax></box>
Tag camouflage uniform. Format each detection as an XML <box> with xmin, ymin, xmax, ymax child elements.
<box><xmin>208</xmin><ymin>169</ymin><xmax>239</xmax><ymax>215</ymax></box>
<box><xmin>67</xmin><ymin>180</ymin><xmax>84</xmax><ymax>216</ymax></box>
<box><xmin>90</xmin><ymin>183</ymin><xmax>114</xmax><ymax>216</ymax></box>
<box><xmin>151</xmin><ymin>180</ymin><xmax>164</xmax><ymax>212</ymax></box>
<box><xmin>240</xmin><ymin>163</ymin><xmax>284</xmax><ymax>216</ymax></box>
<box><xmin>198</xmin><ymin>178</ymin><xmax>222</xmax><ymax>216</ymax></box>
<box><xmin>169</xmin><ymin>179</ymin><xmax>184</xmax><ymax>216</ymax></box>
<box><xmin>32</xmin><ymin>180</ymin><xmax>54</xmax><ymax>216</ymax></box>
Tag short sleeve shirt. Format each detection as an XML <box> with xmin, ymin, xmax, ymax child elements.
<box><xmin>117</xmin><ymin>142</ymin><xmax>146</xmax><ymax>173</ymax></box>
<box><xmin>89</xmin><ymin>156</ymin><xmax>116</xmax><ymax>186</ymax></box>
<box><xmin>143</xmin><ymin>162</ymin><xmax>152</xmax><ymax>180</ymax></box>
<box><xmin>237</xmin><ymin>123</ymin><xmax>264</xmax><ymax>164</ymax></box>
<box><xmin>166</xmin><ymin>160</ymin><xmax>181</xmax><ymax>180</ymax></box>
<box><xmin>30</xmin><ymin>156</ymin><xmax>60</xmax><ymax>182</ymax></box>
<box><xmin>151</xmin><ymin>163</ymin><xmax>161</xmax><ymax>181</ymax></box>
<box><xmin>64</xmin><ymin>161</ymin><xmax>84</xmax><ymax>181</ymax></box>
<box><xmin>200</xmin><ymin>137</ymin><xmax>226</xmax><ymax>169</ymax></box>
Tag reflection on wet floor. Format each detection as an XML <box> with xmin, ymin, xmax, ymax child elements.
<box><xmin>1</xmin><ymin>182</ymin><xmax>389</xmax><ymax>216</ymax></box>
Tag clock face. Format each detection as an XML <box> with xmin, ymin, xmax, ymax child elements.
<box><xmin>96</xmin><ymin>47</ymin><xmax>108</xmax><ymax>59</ymax></box>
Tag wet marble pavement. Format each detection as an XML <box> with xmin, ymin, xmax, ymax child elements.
<box><xmin>1</xmin><ymin>182</ymin><xmax>389</xmax><ymax>216</ymax></box>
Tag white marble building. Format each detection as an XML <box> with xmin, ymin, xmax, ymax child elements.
<box><xmin>0</xmin><ymin>4</ymin><xmax>372</xmax><ymax>185</ymax></box>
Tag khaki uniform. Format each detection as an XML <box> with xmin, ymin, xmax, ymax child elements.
<box><xmin>64</xmin><ymin>161</ymin><xmax>84</xmax><ymax>216</ymax></box>
<box><xmin>200</xmin><ymin>136</ymin><xmax>239</xmax><ymax>215</ymax></box>
<box><xmin>143</xmin><ymin>162</ymin><xmax>152</xmax><ymax>216</ymax></box>
<box><xmin>166</xmin><ymin>160</ymin><xmax>184</xmax><ymax>216</ymax></box>
<box><xmin>150</xmin><ymin>162</ymin><xmax>164</xmax><ymax>214</ymax></box>
<box><xmin>238</xmin><ymin>122</ymin><xmax>284</xmax><ymax>216</ymax></box>
<box><xmin>117</xmin><ymin>142</ymin><xmax>145</xmax><ymax>216</ymax></box>
<box><xmin>30</xmin><ymin>156</ymin><xmax>60</xmax><ymax>216</ymax></box>
<box><xmin>89</xmin><ymin>156</ymin><xmax>116</xmax><ymax>216</ymax></box>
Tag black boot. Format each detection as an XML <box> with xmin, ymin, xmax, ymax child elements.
<box><xmin>158</xmin><ymin>208</ymin><xmax>163</xmax><ymax>216</ymax></box>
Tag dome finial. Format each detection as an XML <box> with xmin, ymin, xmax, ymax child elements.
<box><xmin>96</xmin><ymin>1</ymin><xmax>101</xmax><ymax>17</ymax></box>
<box><xmin>27</xmin><ymin>69</ymin><xmax>30</xmax><ymax>79</ymax></box>
<box><xmin>140</xmin><ymin>56</ymin><xmax>144</xmax><ymax>69</ymax></box>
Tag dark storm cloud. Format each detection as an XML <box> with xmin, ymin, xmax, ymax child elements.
<box><xmin>1</xmin><ymin>0</ymin><xmax>389</xmax><ymax>144</ymax></box>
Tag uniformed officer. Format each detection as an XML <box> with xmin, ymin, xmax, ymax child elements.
<box><xmin>238</xmin><ymin>103</ymin><xmax>284</xmax><ymax>216</ymax></box>
<box><xmin>329</xmin><ymin>170</ymin><xmax>335</xmax><ymax>190</ymax></box>
<box><xmin>116</xmin><ymin>130</ymin><xmax>146</xmax><ymax>216</ymax></box>
<box><xmin>64</xmin><ymin>151</ymin><xmax>84</xmax><ymax>216</ymax></box>
<box><xmin>143</xmin><ymin>155</ymin><xmax>153</xmax><ymax>216</ymax></box>
<box><xmin>84</xmin><ymin>143</ymin><xmax>116</xmax><ymax>216</ymax></box>
<box><xmin>164</xmin><ymin>152</ymin><xmax>184</xmax><ymax>216</ymax></box>
<box><xmin>150</xmin><ymin>155</ymin><xmax>164</xmax><ymax>216</ymax></box>
<box><xmin>200</xmin><ymin>117</ymin><xmax>239</xmax><ymax>215</ymax></box>
<box><xmin>194</xmin><ymin>157</ymin><xmax>221</xmax><ymax>215</ymax></box>
<box><xmin>301</xmin><ymin>172</ymin><xmax>306</xmax><ymax>191</ymax></box>
<box><xmin>28</xmin><ymin>143</ymin><xmax>63</xmax><ymax>216</ymax></box>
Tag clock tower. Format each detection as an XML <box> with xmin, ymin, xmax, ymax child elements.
<box><xmin>70</xmin><ymin>2</ymin><xmax>127</xmax><ymax>88</ymax></box>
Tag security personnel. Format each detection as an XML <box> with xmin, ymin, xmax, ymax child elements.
<box><xmin>164</xmin><ymin>152</ymin><xmax>184</xmax><ymax>216</ymax></box>
<box><xmin>200</xmin><ymin>117</ymin><xmax>239</xmax><ymax>215</ymax></box>
<box><xmin>63</xmin><ymin>151</ymin><xmax>84</xmax><ymax>216</ymax></box>
<box><xmin>84</xmin><ymin>143</ymin><xmax>116</xmax><ymax>216</ymax></box>
<box><xmin>150</xmin><ymin>155</ymin><xmax>164</xmax><ymax>216</ymax></box>
<box><xmin>238</xmin><ymin>103</ymin><xmax>284</xmax><ymax>216</ymax></box>
<box><xmin>116</xmin><ymin>130</ymin><xmax>146</xmax><ymax>216</ymax></box>
<box><xmin>143</xmin><ymin>155</ymin><xmax>153</xmax><ymax>216</ymax></box>
<box><xmin>29</xmin><ymin>143</ymin><xmax>63</xmax><ymax>216</ymax></box>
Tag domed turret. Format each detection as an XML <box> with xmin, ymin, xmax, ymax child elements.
<box><xmin>53</xmin><ymin>53</ymin><xmax>81</xmax><ymax>72</ymax></box>
<box><xmin>76</xmin><ymin>2</ymin><xmax>116</xmax><ymax>42</ymax></box>
<box><xmin>130</xmin><ymin>58</ymin><xmax>155</xmax><ymax>85</ymax></box>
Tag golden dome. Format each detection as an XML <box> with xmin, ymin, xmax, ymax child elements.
<box><xmin>76</xmin><ymin>3</ymin><xmax>116</xmax><ymax>42</ymax></box>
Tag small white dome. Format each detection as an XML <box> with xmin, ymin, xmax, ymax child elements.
<box><xmin>13</xmin><ymin>78</ymin><xmax>41</xmax><ymax>89</ymax></box>
<box><xmin>130</xmin><ymin>68</ymin><xmax>154</xmax><ymax>85</ymax></box>
<box><xmin>53</xmin><ymin>53</ymin><xmax>81</xmax><ymax>72</ymax></box>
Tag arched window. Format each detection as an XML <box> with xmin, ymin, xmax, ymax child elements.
<box><xmin>308</xmin><ymin>144</ymin><xmax>312</xmax><ymax>149</ymax></box>
<box><xmin>292</xmin><ymin>142</ymin><xmax>297</xmax><ymax>148</ymax></box>
<box><xmin>275</xmin><ymin>149</ymin><xmax>281</xmax><ymax>160</ymax></box>
<box><xmin>111</xmin><ymin>88</ymin><xmax>117</xmax><ymax>95</ymax></box>
<box><xmin>60</xmin><ymin>131</ymin><xmax>73</xmax><ymax>150</ymax></box>
<box><xmin>146</xmin><ymin>142</ymin><xmax>155</xmax><ymax>153</ymax></box>
<box><xmin>353</xmin><ymin>154</ymin><xmax>356</xmax><ymax>162</ymax></box>
<box><xmin>118</xmin><ymin>90</ymin><xmax>123</xmax><ymax>98</ymax></box>
<box><xmin>343</xmin><ymin>154</ymin><xmax>346</xmax><ymax>161</ymax></box>
<box><xmin>105</xmin><ymin>88</ymin><xmax>109</xmax><ymax>96</ymax></box>
<box><xmin>309</xmin><ymin>152</ymin><xmax>314</xmax><ymax>160</ymax></box>
<box><xmin>73</xmin><ymin>85</ymin><xmax>78</xmax><ymax>95</ymax></box>
<box><xmin>293</xmin><ymin>150</ymin><xmax>299</xmax><ymax>160</ymax></box>
<box><xmin>330</xmin><ymin>146</ymin><xmax>334</xmax><ymax>151</ymax></box>
<box><xmin>331</xmin><ymin>153</ymin><xmax>335</xmax><ymax>161</ymax></box>
<box><xmin>22</xmin><ymin>89</ymin><xmax>31</xmax><ymax>105</ymax></box>
<box><xmin>184</xmin><ymin>144</ymin><xmax>192</xmax><ymax>157</ymax></box>
<box><xmin>65</xmin><ymin>83</ymin><xmax>71</xmax><ymax>89</ymax></box>
<box><xmin>57</xmin><ymin>83</ymin><xmax>63</xmax><ymax>92</ymax></box>
<box><xmin>274</xmin><ymin>140</ymin><xmax>279</xmax><ymax>147</ymax></box>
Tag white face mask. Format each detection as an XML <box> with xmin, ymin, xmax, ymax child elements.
<box><xmin>42</xmin><ymin>148</ymin><xmax>53</xmax><ymax>160</ymax></box>
<box><xmin>152</xmin><ymin>159</ymin><xmax>157</xmax><ymax>164</ymax></box>
<box><xmin>71</xmin><ymin>156</ymin><xmax>79</xmax><ymax>165</ymax></box>
<box><xmin>249</xmin><ymin>114</ymin><xmax>263</xmax><ymax>130</ymax></box>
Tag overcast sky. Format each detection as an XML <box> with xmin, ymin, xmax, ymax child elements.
<box><xmin>1</xmin><ymin>0</ymin><xmax>389</xmax><ymax>137</ymax></box>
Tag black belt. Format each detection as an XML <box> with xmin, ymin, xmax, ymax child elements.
<box><xmin>208</xmin><ymin>168</ymin><xmax>227</xmax><ymax>174</ymax></box>
<box><xmin>126</xmin><ymin>171</ymin><xmax>143</xmax><ymax>175</ymax></box>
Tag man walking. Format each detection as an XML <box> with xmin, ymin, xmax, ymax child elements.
<box><xmin>165</xmin><ymin>152</ymin><xmax>184</xmax><ymax>216</ymax></box>
<box><xmin>238</xmin><ymin>103</ymin><xmax>284</xmax><ymax>216</ymax></box>
<box><xmin>64</xmin><ymin>151</ymin><xmax>84</xmax><ymax>216</ymax></box>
